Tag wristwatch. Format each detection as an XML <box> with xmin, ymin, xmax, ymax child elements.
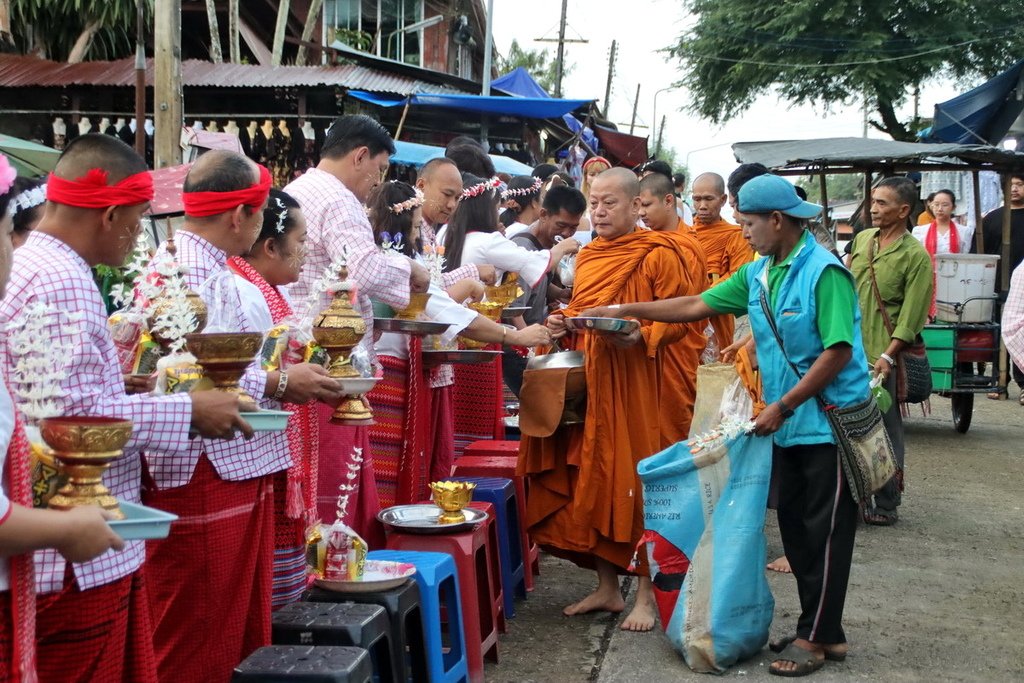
<box><xmin>776</xmin><ymin>399</ymin><xmax>795</xmax><ymax>419</ymax></box>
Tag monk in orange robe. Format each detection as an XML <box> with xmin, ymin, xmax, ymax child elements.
<box><xmin>520</xmin><ymin>168</ymin><xmax>701</xmax><ymax>631</ymax></box>
<box><xmin>638</xmin><ymin>172</ymin><xmax>708</xmax><ymax>444</ymax></box>
<box><xmin>690</xmin><ymin>172</ymin><xmax>754</xmax><ymax>350</ymax></box>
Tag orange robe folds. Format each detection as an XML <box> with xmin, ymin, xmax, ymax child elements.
<box><xmin>693</xmin><ymin>218</ymin><xmax>754</xmax><ymax>348</ymax></box>
<box><xmin>659</xmin><ymin>225</ymin><xmax>708</xmax><ymax>445</ymax></box>
<box><xmin>519</xmin><ymin>230</ymin><xmax>698</xmax><ymax>572</ymax></box>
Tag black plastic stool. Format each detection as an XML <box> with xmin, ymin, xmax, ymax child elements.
<box><xmin>305</xmin><ymin>579</ymin><xmax>428</xmax><ymax>683</ymax></box>
<box><xmin>272</xmin><ymin>602</ymin><xmax>397</xmax><ymax>683</ymax></box>
<box><xmin>232</xmin><ymin>645</ymin><xmax>372</xmax><ymax>682</ymax></box>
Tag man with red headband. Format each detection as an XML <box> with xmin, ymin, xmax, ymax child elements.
<box><xmin>142</xmin><ymin>150</ymin><xmax>343</xmax><ymax>683</ymax></box>
<box><xmin>0</xmin><ymin>134</ymin><xmax>249</xmax><ymax>682</ymax></box>
<box><xmin>285</xmin><ymin>115</ymin><xmax>429</xmax><ymax>542</ymax></box>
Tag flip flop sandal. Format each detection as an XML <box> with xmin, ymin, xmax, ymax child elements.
<box><xmin>769</xmin><ymin>642</ymin><xmax>826</xmax><ymax>677</ymax></box>
<box><xmin>770</xmin><ymin>636</ymin><xmax>847</xmax><ymax>662</ymax></box>
<box><xmin>863</xmin><ymin>507</ymin><xmax>898</xmax><ymax>526</ymax></box>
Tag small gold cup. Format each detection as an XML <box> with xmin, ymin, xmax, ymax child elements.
<box><xmin>40</xmin><ymin>416</ymin><xmax>133</xmax><ymax>519</ymax></box>
<box><xmin>185</xmin><ymin>332</ymin><xmax>263</xmax><ymax>411</ymax></box>
<box><xmin>429</xmin><ymin>480</ymin><xmax>476</xmax><ymax>524</ymax></box>
<box><xmin>395</xmin><ymin>292</ymin><xmax>432</xmax><ymax>320</ymax></box>
<box><xmin>462</xmin><ymin>301</ymin><xmax>506</xmax><ymax>349</ymax></box>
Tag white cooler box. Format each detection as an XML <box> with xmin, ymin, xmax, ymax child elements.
<box><xmin>934</xmin><ymin>253</ymin><xmax>999</xmax><ymax>323</ymax></box>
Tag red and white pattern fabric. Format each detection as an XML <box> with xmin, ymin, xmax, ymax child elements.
<box><xmin>315</xmin><ymin>413</ymin><xmax>384</xmax><ymax>549</ymax></box>
<box><xmin>452</xmin><ymin>347</ymin><xmax>505</xmax><ymax>458</ymax></box>
<box><xmin>284</xmin><ymin>169</ymin><xmax>413</xmax><ymax>363</ymax></box>
<box><xmin>1003</xmin><ymin>262</ymin><xmax>1024</xmax><ymax>369</ymax></box>
<box><xmin>0</xmin><ymin>232</ymin><xmax>192</xmax><ymax>594</ymax></box>
<box><xmin>146</xmin><ymin>230</ymin><xmax>291</xmax><ymax>486</ymax></box>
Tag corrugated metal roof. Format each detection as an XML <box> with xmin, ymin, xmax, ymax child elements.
<box><xmin>0</xmin><ymin>54</ymin><xmax>467</xmax><ymax>95</ymax></box>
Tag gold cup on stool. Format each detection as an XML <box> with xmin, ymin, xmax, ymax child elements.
<box><xmin>40</xmin><ymin>416</ymin><xmax>133</xmax><ymax>519</ymax></box>
<box><xmin>429</xmin><ymin>480</ymin><xmax>476</xmax><ymax>524</ymax></box>
<box><xmin>185</xmin><ymin>332</ymin><xmax>263</xmax><ymax>411</ymax></box>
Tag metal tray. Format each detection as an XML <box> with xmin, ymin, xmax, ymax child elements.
<box><xmin>565</xmin><ymin>317</ymin><xmax>639</xmax><ymax>334</ymax></box>
<box><xmin>109</xmin><ymin>501</ymin><xmax>178</xmax><ymax>540</ymax></box>
<box><xmin>240</xmin><ymin>409</ymin><xmax>292</xmax><ymax>432</ymax></box>
<box><xmin>500</xmin><ymin>307</ymin><xmax>529</xmax><ymax>319</ymax></box>
<box><xmin>422</xmin><ymin>350</ymin><xmax>501</xmax><ymax>367</ymax></box>
<box><xmin>378</xmin><ymin>504</ymin><xmax>488</xmax><ymax>534</ymax></box>
<box><xmin>374</xmin><ymin>318</ymin><xmax>451</xmax><ymax>335</ymax></box>
<box><xmin>313</xmin><ymin>560</ymin><xmax>417</xmax><ymax>593</ymax></box>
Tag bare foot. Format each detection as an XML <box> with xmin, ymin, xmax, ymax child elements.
<box><xmin>619</xmin><ymin>582</ymin><xmax>656</xmax><ymax>632</ymax></box>
<box><xmin>563</xmin><ymin>588</ymin><xmax>625</xmax><ymax>617</ymax></box>
<box><xmin>767</xmin><ymin>555</ymin><xmax>792</xmax><ymax>573</ymax></box>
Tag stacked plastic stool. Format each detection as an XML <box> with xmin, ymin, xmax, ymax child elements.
<box><xmin>232</xmin><ymin>645</ymin><xmax>372</xmax><ymax>682</ymax></box>
<box><xmin>454</xmin><ymin>477</ymin><xmax>525</xmax><ymax>617</ymax></box>
<box><xmin>453</xmin><ymin>441</ymin><xmax>540</xmax><ymax>590</ymax></box>
<box><xmin>271</xmin><ymin>602</ymin><xmax>397</xmax><ymax>683</ymax></box>
<box><xmin>463</xmin><ymin>501</ymin><xmax>506</xmax><ymax>633</ymax></box>
<box><xmin>368</xmin><ymin>550</ymin><xmax>469</xmax><ymax>683</ymax></box>
<box><xmin>384</xmin><ymin>510</ymin><xmax>500</xmax><ymax>683</ymax></box>
<box><xmin>304</xmin><ymin>578</ymin><xmax>427</xmax><ymax>683</ymax></box>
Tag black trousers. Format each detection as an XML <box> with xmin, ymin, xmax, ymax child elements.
<box><xmin>776</xmin><ymin>441</ymin><xmax>858</xmax><ymax>644</ymax></box>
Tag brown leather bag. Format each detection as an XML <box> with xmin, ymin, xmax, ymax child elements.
<box><xmin>518</xmin><ymin>352</ymin><xmax>587</xmax><ymax>437</ymax></box>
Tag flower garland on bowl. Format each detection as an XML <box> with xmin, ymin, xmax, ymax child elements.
<box><xmin>5</xmin><ymin>302</ymin><xmax>82</xmax><ymax>423</ymax></box>
<box><xmin>459</xmin><ymin>176</ymin><xmax>502</xmax><ymax>202</ymax></box>
<box><xmin>137</xmin><ymin>250</ymin><xmax>200</xmax><ymax>354</ymax></box>
<box><xmin>421</xmin><ymin>244</ymin><xmax>446</xmax><ymax>286</ymax></box>
<box><xmin>378</xmin><ymin>231</ymin><xmax>406</xmax><ymax>257</ymax></box>
<box><xmin>109</xmin><ymin>230</ymin><xmax>153</xmax><ymax>311</ymax></box>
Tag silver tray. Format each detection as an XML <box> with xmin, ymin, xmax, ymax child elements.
<box><xmin>501</xmin><ymin>306</ymin><xmax>529</xmax><ymax>319</ymax></box>
<box><xmin>566</xmin><ymin>317</ymin><xmax>639</xmax><ymax>334</ymax></box>
<box><xmin>374</xmin><ymin>318</ymin><xmax>451</xmax><ymax>335</ymax></box>
<box><xmin>422</xmin><ymin>350</ymin><xmax>501</xmax><ymax>367</ymax></box>
<box><xmin>378</xmin><ymin>504</ymin><xmax>489</xmax><ymax>534</ymax></box>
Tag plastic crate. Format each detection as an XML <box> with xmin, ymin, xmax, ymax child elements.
<box><xmin>931</xmin><ymin>368</ymin><xmax>953</xmax><ymax>391</ymax></box>
<box><xmin>922</xmin><ymin>325</ymin><xmax>955</xmax><ymax>370</ymax></box>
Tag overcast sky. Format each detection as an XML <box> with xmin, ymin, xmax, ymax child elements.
<box><xmin>490</xmin><ymin>0</ymin><xmax>967</xmax><ymax>185</ymax></box>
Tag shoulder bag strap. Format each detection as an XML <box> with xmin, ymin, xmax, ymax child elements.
<box><xmin>757</xmin><ymin>285</ymin><xmax>830</xmax><ymax>412</ymax></box>
<box><xmin>865</xmin><ymin>235</ymin><xmax>896</xmax><ymax>336</ymax></box>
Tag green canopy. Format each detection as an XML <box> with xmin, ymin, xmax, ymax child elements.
<box><xmin>0</xmin><ymin>133</ymin><xmax>59</xmax><ymax>177</ymax></box>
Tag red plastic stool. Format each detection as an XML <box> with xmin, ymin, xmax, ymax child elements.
<box><xmin>384</xmin><ymin>508</ymin><xmax>500</xmax><ymax>683</ymax></box>
<box><xmin>462</xmin><ymin>440</ymin><xmax>519</xmax><ymax>459</ymax></box>
<box><xmin>452</xmin><ymin>452</ymin><xmax>541</xmax><ymax>590</ymax></box>
<box><xmin>466</xmin><ymin>502</ymin><xmax>507</xmax><ymax>633</ymax></box>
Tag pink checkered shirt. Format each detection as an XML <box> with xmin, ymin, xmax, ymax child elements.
<box><xmin>146</xmin><ymin>230</ymin><xmax>291</xmax><ymax>485</ymax></box>
<box><xmin>284</xmin><ymin>168</ymin><xmax>412</xmax><ymax>362</ymax></box>
<box><xmin>1003</xmin><ymin>262</ymin><xmax>1024</xmax><ymax>368</ymax></box>
<box><xmin>1</xmin><ymin>232</ymin><xmax>193</xmax><ymax>593</ymax></box>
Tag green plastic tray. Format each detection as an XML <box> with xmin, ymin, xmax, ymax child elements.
<box><xmin>109</xmin><ymin>501</ymin><xmax>178</xmax><ymax>541</ymax></box>
<box><xmin>240</xmin><ymin>410</ymin><xmax>292</xmax><ymax>432</ymax></box>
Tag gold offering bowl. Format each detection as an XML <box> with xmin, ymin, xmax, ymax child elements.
<box><xmin>148</xmin><ymin>289</ymin><xmax>208</xmax><ymax>347</ymax></box>
<box><xmin>40</xmin><ymin>416</ymin><xmax>133</xmax><ymax>519</ymax></box>
<box><xmin>462</xmin><ymin>301</ymin><xmax>506</xmax><ymax>349</ymax></box>
<box><xmin>395</xmin><ymin>292</ymin><xmax>432</xmax><ymax>320</ymax></box>
<box><xmin>185</xmin><ymin>332</ymin><xmax>263</xmax><ymax>411</ymax></box>
<box><xmin>312</xmin><ymin>287</ymin><xmax>373</xmax><ymax>425</ymax></box>
<box><xmin>430</xmin><ymin>481</ymin><xmax>476</xmax><ymax>524</ymax></box>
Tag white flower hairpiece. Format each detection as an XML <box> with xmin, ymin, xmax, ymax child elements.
<box><xmin>459</xmin><ymin>176</ymin><xmax>502</xmax><ymax>202</ymax></box>
<box><xmin>271</xmin><ymin>197</ymin><xmax>289</xmax><ymax>234</ymax></box>
<box><xmin>389</xmin><ymin>185</ymin><xmax>424</xmax><ymax>215</ymax></box>
<box><xmin>9</xmin><ymin>185</ymin><xmax>46</xmax><ymax>219</ymax></box>
<box><xmin>501</xmin><ymin>177</ymin><xmax>543</xmax><ymax>201</ymax></box>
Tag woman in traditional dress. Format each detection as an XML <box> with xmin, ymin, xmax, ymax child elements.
<box><xmin>227</xmin><ymin>189</ymin><xmax>316</xmax><ymax>609</ymax></box>
<box><xmin>911</xmin><ymin>189</ymin><xmax>973</xmax><ymax>318</ymax></box>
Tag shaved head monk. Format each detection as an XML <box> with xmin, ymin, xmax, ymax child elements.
<box><xmin>638</xmin><ymin>172</ymin><xmax>709</xmax><ymax>442</ymax></box>
<box><xmin>691</xmin><ymin>172</ymin><xmax>754</xmax><ymax>351</ymax></box>
<box><xmin>523</xmin><ymin>167</ymin><xmax>705</xmax><ymax>631</ymax></box>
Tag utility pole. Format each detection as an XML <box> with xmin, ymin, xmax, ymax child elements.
<box><xmin>629</xmin><ymin>84</ymin><xmax>641</xmax><ymax>135</ymax></box>
<box><xmin>603</xmin><ymin>40</ymin><xmax>616</xmax><ymax>118</ymax></box>
<box><xmin>535</xmin><ymin>0</ymin><xmax>587</xmax><ymax>99</ymax></box>
<box><xmin>655</xmin><ymin>115</ymin><xmax>666</xmax><ymax>157</ymax></box>
<box><xmin>154</xmin><ymin>0</ymin><xmax>182</xmax><ymax>168</ymax></box>
<box><xmin>134</xmin><ymin>0</ymin><xmax>146</xmax><ymax>156</ymax></box>
<box><xmin>480</xmin><ymin>0</ymin><xmax>494</xmax><ymax>147</ymax></box>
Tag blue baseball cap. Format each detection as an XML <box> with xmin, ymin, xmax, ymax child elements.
<box><xmin>737</xmin><ymin>174</ymin><xmax>822</xmax><ymax>219</ymax></box>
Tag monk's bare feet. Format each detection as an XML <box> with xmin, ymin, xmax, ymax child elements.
<box><xmin>620</xmin><ymin>578</ymin><xmax>656</xmax><ymax>632</ymax></box>
<box><xmin>563</xmin><ymin>588</ymin><xmax>625</xmax><ymax>617</ymax></box>
<box><xmin>767</xmin><ymin>555</ymin><xmax>792</xmax><ymax>573</ymax></box>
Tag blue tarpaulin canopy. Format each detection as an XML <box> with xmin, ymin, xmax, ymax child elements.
<box><xmin>925</xmin><ymin>60</ymin><xmax>1024</xmax><ymax>144</ymax></box>
<box><xmin>492</xmin><ymin>68</ymin><xmax>601</xmax><ymax>152</ymax></box>
<box><xmin>347</xmin><ymin>90</ymin><xmax>591</xmax><ymax>119</ymax></box>
<box><xmin>390</xmin><ymin>140</ymin><xmax>533</xmax><ymax>175</ymax></box>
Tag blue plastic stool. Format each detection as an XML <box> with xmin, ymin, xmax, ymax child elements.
<box><xmin>368</xmin><ymin>550</ymin><xmax>469</xmax><ymax>683</ymax></box>
<box><xmin>453</xmin><ymin>476</ymin><xmax>526</xmax><ymax>616</ymax></box>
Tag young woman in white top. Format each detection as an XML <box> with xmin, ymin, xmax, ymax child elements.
<box><xmin>500</xmin><ymin>176</ymin><xmax>543</xmax><ymax>239</ymax></box>
<box><xmin>911</xmin><ymin>189</ymin><xmax>974</xmax><ymax>255</ymax></box>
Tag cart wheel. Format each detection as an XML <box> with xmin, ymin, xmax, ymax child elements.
<box><xmin>951</xmin><ymin>393</ymin><xmax>974</xmax><ymax>433</ymax></box>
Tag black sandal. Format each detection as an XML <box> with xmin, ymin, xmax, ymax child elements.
<box><xmin>770</xmin><ymin>635</ymin><xmax>847</xmax><ymax>661</ymax></box>
<box><xmin>769</xmin><ymin>642</ymin><xmax>825</xmax><ymax>677</ymax></box>
<box><xmin>863</xmin><ymin>507</ymin><xmax>898</xmax><ymax>526</ymax></box>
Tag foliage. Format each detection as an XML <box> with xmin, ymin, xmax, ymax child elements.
<box><xmin>335</xmin><ymin>28</ymin><xmax>373</xmax><ymax>53</ymax></box>
<box><xmin>499</xmin><ymin>39</ymin><xmax>573</xmax><ymax>95</ymax></box>
<box><xmin>668</xmin><ymin>0</ymin><xmax>1024</xmax><ymax>141</ymax></box>
<box><xmin>802</xmin><ymin>174</ymin><xmax>864</xmax><ymax>203</ymax></box>
<box><xmin>11</xmin><ymin>0</ymin><xmax>147</xmax><ymax>62</ymax></box>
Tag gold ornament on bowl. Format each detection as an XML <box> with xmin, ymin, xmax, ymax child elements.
<box><xmin>311</xmin><ymin>266</ymin><xmax>374</xmax><ymax>425</ymax></box>
<box><xmin>462</xmin><ymin>301</ymin><xmax>506</xmax><ymax>349</ymax></box>
<box><xmin>40</xmin><ymin>416</ymin><xmax>133</xmax><ymax>519</ymax></box>
<box><xmin>429</xmin><ymin>480</ymin><xmax>476</xmax><ymax>524</ymax></box>
<box><xmin>185</xmin><ymin>332</ymin><xmax>263</xmax><ymax>411</ymax></box>
<box><xmin>395</xmin><ymin>292</ymin><xmax>432</xmax><ymax>320</ymax></box>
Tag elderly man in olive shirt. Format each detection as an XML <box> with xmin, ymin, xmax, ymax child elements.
<box><xmin>848</xmin><ymin>177</ymin><xmax>933</xmax><ymax>526</ymax></box>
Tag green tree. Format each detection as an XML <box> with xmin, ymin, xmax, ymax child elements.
<box><xmin>668</xmin><ymin>0</ymin><xmax>1024</xmax><ymax>141</ymax></box>
<box><xmin>801</xmin><ymin>174</ymin><xmax>863</xmax><ymax>204</ymax></box>
<box><xmin>499</xmin><ymin>39</ymin><xmax>573</xmax><ymax>95</ymax></box>
<box><xmin>11</xmin><ymin>0</ymin><xmax>146</xmax><ymax>63</ymax></box>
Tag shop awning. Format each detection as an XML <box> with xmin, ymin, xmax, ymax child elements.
<box><xmin>347</xmin><ymin>90</ymin><xmax>592</xmax><ymax>119</ymax></box>
<box><xmin>925</xmin><ymin>60</ymin><xmax>1024</xmax><ymax>145</ymax></box>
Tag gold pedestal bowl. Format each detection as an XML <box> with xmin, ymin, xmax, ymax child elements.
<box><xmin>41</xmin><ymin>416</ymin><xmax>133</xmax><ymax>519</ymax></box>
<box><xmin>430</xmin><ymin>481</ymin><xmax>476</xmax><ymax>524</ymax></box>
<box><xmin>311</xmin><ymin>325</ymin><xmax>375</xmax><ymax>426</ymax></box>
<box><xmin>395</xmin><ymin>292</ymin><xmax>432</xmax><ymax>320</ymax></box>
<box><xmin>462</xmin><ymin>301</ymin><xmax>506</xmax><ymax>349</ymax></box>
<box><xmin>185</xmin><ymin>332</ymin><xmax>263</xmax><ymax>411</ymax></box>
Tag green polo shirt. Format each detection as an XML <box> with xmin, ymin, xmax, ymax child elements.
<box><xmin>847</xmin><ymin>228</ymin><xmax>933</xmax><ymax>362</ymax></box>
<box><xmin>700</xmin><ymin>231</ymin><xmax>856</xmax><ymax>348</ymax></box>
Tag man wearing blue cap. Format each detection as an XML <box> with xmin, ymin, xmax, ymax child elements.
<box><xmin>583</xmin><ymin>174</ymin><xmax>871</xmax><ymax>677</ymax></box>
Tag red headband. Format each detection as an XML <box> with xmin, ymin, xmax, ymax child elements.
<box><xmin>46</xmin><ymin>169</ymin><xmax>154</xmax><ymax>208</ymax></box>
<box><xmin>182</xmin><ymin>164</ymin><xmax>272</xmax><ymax>217</ymax></box>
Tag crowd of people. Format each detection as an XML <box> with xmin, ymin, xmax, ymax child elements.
<box><xmin>0</xmin><ymin>112</ymin><xmax>1021</xmax><ymax>682</ymax></box>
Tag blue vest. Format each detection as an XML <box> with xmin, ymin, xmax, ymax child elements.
<box><xmin>746</xmin><ymin>237</ymin><xmax>871</xmax><ymax>447</ymax></box>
